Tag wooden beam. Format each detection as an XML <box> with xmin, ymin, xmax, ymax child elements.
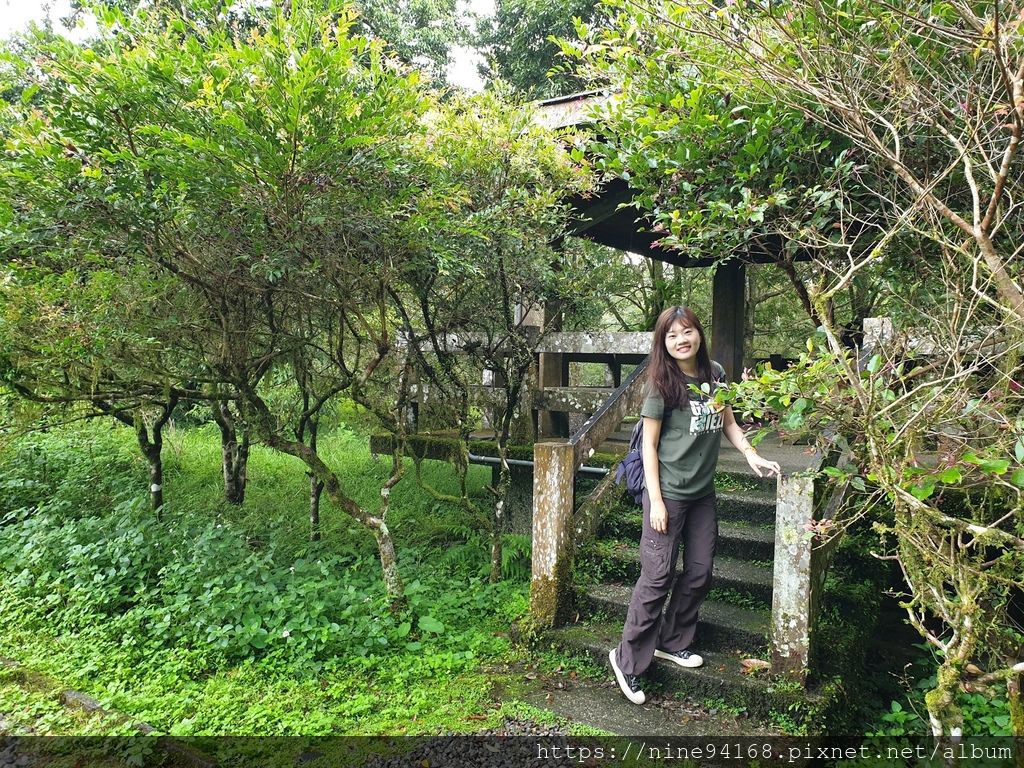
<box><xmin>712</xmin><ymin>260</ymin><xmax>746</xmax><ymax>382</ymax></box>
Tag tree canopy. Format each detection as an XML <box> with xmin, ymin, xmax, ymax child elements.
<box><xmin>562</xmin><ymin>0</ymin><xmax>1024</xmax><ymax>736</ymax></box>
<box><xmin>1</xmin><ymin>0</ymin><xmax>591</xmax><ymax>603</ymax></box>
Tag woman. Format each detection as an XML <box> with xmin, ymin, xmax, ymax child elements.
<box><xmin>609</xmin><ymin>306</ymin><xmax>781</xmax><ymax>705</ymax></box>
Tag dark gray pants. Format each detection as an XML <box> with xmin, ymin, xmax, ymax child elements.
<box><xmin>615</xmin><ymin>489</ymin><xmax>717</xmax><ymax>676</ymax></box>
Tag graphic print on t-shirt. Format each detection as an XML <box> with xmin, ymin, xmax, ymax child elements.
<box><xmin>689</xmin><ymin>397</ymin><xmax>724</xmax><ymax>436</ymax></box>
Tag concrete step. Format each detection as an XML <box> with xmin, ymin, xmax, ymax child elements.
<box><xmin>716</xmin><ymin>489</ymin><xmax>777</xmax><ymax>525</ymax></box>
<box><xmin>718</xmin><ymin>521</ymin><xmax>775</xmax><ymax>562</ymax></box>
<box><xmin>716</xmin><ymin>468</ymin><xmax>777</xmax><ymax>492</ymax></box>
<box><xmin>549</xmin><ymin>621</ymin><xmax>806</xmax><ymax>722</ymax></box>
<box><xmin>580</xmin><ymin>585</ymin><xmax>769</xmax><ymax>654</ymax></box>
<box><xmin>600</xmin><ymin>515</ymin><xmax>775</xmax><ymax>563</ymax></box>
<box><xmin>605</xmin><ymin>429</ymin><xmax>633</xmax><ymax>442</ymax></box>
<box><xmin>586</xmin><ymin>545</ymin><xmax>773</xmax><ymax>608</ymax></box>
<box><xmin>599</xmin><ymin>443</ymin><xmax>629</xmax><ymax>458</ymax></box>
<box><xmin>520</xmin><ymin>671</ymin><xmax>778</xmax><ymax>736</ymax></box>
<box><xmin>600</xmin><ymin>489</ymin><xmax>777</xmax><ymax>539</ymax></box>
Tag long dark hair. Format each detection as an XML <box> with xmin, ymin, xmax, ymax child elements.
<box><xmin>648</xmin><ymin>306</ymin><xmax>714</xmax><ymax>409</ymax></box>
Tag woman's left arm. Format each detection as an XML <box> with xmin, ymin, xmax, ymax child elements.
<box><xmin>722</xmin><ymin>406</ymin><xmax>781</xmax><ymax>478</ymax></box>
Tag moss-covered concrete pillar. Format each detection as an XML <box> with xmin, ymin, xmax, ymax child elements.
<box><xmin>770</xmin><ymin>472</ymin><xmax>819</xmax><ymax>682</ymax></box>
<box><xmin>530</xmin><ymin>440</ymin><xmax>576</xmax><ymax>627</ymax></box>
<box><xmin>537</xmin><ymin>300</ymin><xmax>569</xmax><ymax>438</ymax></box>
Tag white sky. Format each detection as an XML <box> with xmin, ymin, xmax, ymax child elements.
<box><xmin>0</xmin><ymin>0</ymin><xmax>97</xmax><ymax>40</ymax></box>
<box><xmin>0</xmin><ymin>0</ymin><xmax>494</xmax><ymax>90</ymax></box>
<box><xmin>447</xmin><ymin>0</ymin><xmax>494</xmax><ymax>91</ymax></box>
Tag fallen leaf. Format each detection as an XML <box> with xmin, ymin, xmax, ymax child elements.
<box><xmin>740</xmin><ymin>658</ymin><xmax>771</xmax><ymax>674</ymax></box>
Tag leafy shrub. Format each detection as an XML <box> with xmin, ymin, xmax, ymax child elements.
<box><xmin>869</xmin><ymin>648</ymin><xmax>1014</xmax><ymax>737</ymax></box>
<box><xmin>0</xmin><ymin>425</ymin><xmax>522</xmax><ymax>677</ymax></box>
<box><xmin>0</xmin><ymin>423</ymin><xmax>142</xmax><ymax>520</ymax></box>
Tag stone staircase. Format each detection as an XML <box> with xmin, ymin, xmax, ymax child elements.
<box><xmin>535</xmin><ymin>449</ymin><xmax>828</xmax><ymax>734</ymax></box>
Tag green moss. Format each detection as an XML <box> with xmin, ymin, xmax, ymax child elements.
<box><xmin>529</xmin><ymin>553</ymin><xmax>576</xmax><ymax>628</ymax></box>
<box><xmin>1010</xmin><ymin>681</ymin><xmax>1024</xmax><ymax>736</ymax></box>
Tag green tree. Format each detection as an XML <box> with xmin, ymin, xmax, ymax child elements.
<box><xmin>396</xmin><ymin>90</ymin><xmax>589</xmax><ymax>579</ymax></box>
<box><xmin>2</xmin><ymin>0</ymin><xmax>588</xmax><ymax>604</ymax></box>
<box><xmin>560</xmin><ymin>7</ymin><xmax>891</xmax><ymax>337</ymax></box>
<box><xmin>0</xmin><ymin>249</ymin><xmax>205</xmax><ymax>515</ymax></box>
<box><xmin>356</xmin><ymin>0</ymin><xmax>462</xmax><ymax>83</ymax></box>
<box><xmin>2</xmin><ymin>0</ymin><xmax>433</xmax><ymax>604</ymax></box>
<box><xmin>572</xmin><ymin>0</ymin><xmax>1024</xmax><ymax>737</ymax></box>
<box><xmin>62</xmin><ymin>0</ymin><xmax>463</xmax><ymax>81</ymax></box>
<box><xmin>474</xmin><ymin>0</ymin><xmax>602</xmax><ymax>98</ymax></box>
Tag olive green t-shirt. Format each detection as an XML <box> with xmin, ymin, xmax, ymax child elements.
<box><xmin>640</xmin><ymin>362</ymin><xmax>726</xmax><ymax>501</ymax></box>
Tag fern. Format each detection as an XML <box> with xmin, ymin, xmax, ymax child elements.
<box><xmin>500</xmin><ymin>534</ymin><xmax>532</xmax><ymax>581</ymax></box>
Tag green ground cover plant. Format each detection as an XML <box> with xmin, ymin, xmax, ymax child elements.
<box><xmin>0</xmin><ymin>419</ymin><xmax>568</xmax><ymax>737</ymax></box>
<box><xmin>868</xmin><ymin>647</ymin><xmax>1015</xmax><ymax>739</ymax></box>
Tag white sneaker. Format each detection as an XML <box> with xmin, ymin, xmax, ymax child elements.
<box><xmin>609</xmin><ymin>648</ymin><xmax>646</xmax><ymax>705</ymax></box>
<box><xmin>654</xmin><ymin>648</ymin><xmax>704</xmax><ymax>668</ymax></box>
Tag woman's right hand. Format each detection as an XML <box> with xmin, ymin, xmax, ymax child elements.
<box><xmin>649</xmin><ymin>498</ymin><xmax>668</xmax><ymax>534</ymax></box>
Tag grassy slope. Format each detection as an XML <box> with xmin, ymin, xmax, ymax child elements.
<box><xmin>0</xmin><ymin>417</ymin><xmax>591</xmax><ymax>738</ymax></box>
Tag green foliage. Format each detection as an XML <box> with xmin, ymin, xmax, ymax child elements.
<box><xmin>0</xmin><ymin>423</ymin><xmax>141</xmax><ymax>518</ymax></box>
<box><xmin>474</xmin><ymin>0</ymin><xmax>602</xmax><ymax>99</ymax></box>
<box><xmin>0</xmin><ymin>666</ymin><xmax>123</xmax><ymax>736</ymax></box>
<box><xmin>870</xmin><ymin>649</ymin><xmax>1014</xmax><ymax>737</ymax></box>
<box><xmin>0</xmin><ymin>422</ymin><xmax>521</xmax><ymax>666</ymax></box>
<box><xmin>355</xmin><ymin>0</ymin><xmax>464</xmax><ymax>82</ymax></box>
<box><xmin>1</xmin><ymin>472</ymin><xmax>516</xmax><ymax>671</ymax></box>
<box><xmin>0</xmin><ymin>423</ymin><xmax>533</xmax><ymax>737</ymax></box>
<box><xmin>560</xmin><ymin>7</ymin><xmax>857</xmax><ymax>264</ymax></box>
<box><xmin>1</xmin><ymin>0</ymin><xmax>593</xmax><ymax>605</ymax></box>
<box><xmin>722</xmin><ymin>338</ymin><xmax>1024</xmax><ymax>736</ymax></box>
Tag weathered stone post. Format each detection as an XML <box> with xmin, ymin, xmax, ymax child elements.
<box><xmin>537</xmin><ymin>301</ymin><xmax>569</xmax><ymax>438</ymax></box>
<box><xmin>770</xmin><ymin>472</ymin><xmax>817</xmax><ymax>681</ymax></box>
<box><xmin>530</xmin><ymin>440</ymin><xmax>577</xmax><ymax>627</ymax></box>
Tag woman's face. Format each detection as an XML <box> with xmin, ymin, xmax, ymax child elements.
<box><xmin>664</xmin><ymin>319</ymin><xmax>700</xmax><ymax>367</ymax></box>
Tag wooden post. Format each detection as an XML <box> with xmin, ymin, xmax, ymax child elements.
<box><xmin>608</xmin><ymin>360</ymin><xmax>622</xmax><ymax>388</ymax></box>
<box><xmin>530</xmin><ymin>441</ymin><xmax>577</xmax><ymax>627</ymax></box>
<box><xmin>712</xmin><ymin>259</ymin><xmax>746</xmax><ymax>381</ymax></box>
<box><xmin>770</xmin><ymin>472</ymin><xmax>815</xmax><ymax>682</ymax></box>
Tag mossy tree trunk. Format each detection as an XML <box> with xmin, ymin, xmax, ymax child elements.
<box><xmin>101</xmin><ymin>394</ymin><xmax>178</xmax><ymax>518</ymax></box>
<box><xmin>213</xmin><ymin>399</ymin><xmax>249</xmax><ymax>505</ymax></box>
<box><xmin>1008</xmin><ymin>673</ymin><xmax>1023</xmax><ymax>737</ymax></box>
<box><xmin>241</xmin><ymin>380</ymin><xmax>406</xmax><ymax>610</ymax></box>
<box><xmin>308</xmin><ymin>418</ymin><xmax>323</xmax><ymax>542</ymax></box>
